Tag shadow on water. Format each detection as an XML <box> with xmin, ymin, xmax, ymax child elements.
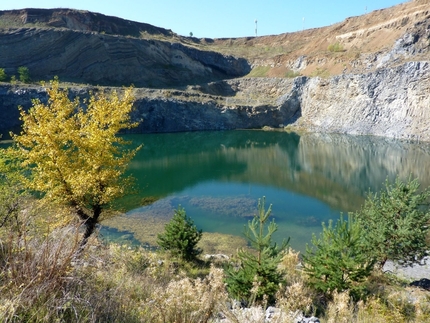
<box><xmin>89</xmin><ymin>131</ymin><xmax>430</xmax><ymax>252</ymax></box>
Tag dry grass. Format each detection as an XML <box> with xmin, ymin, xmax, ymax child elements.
<box><xmin>1</xmin><ymin>205</ymin><xmax>430</xmax><ymax>323</ymax></box>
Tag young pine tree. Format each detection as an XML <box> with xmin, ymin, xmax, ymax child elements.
<box><xmin>355</xmin><ymin>177</ymin><xmax>430</xmax><ymax>268</ymax></box>
<box><xmin>303</xmin><ymin>214</ymin><xmax>375</xmax><ymax>300</ymax></box>
<box><xmin>157</xmin><ymin>206</ymin><xmax>202</xmax><ymax>261</ymax></box>
<box><xmin>225</xmin><ymin>197</ymin><xmax>289</xmax><ymax>305</ymax></box>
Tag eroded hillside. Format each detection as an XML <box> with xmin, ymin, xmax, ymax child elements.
<box><xmin>0</xmin><ymin>9</ymin><xmax>250</xmax><ymax>87</ymax></box>
<box><xmin>202</xmin><ymin>0</ymin><xmax>430</xmax><ymax>77</ymax></box>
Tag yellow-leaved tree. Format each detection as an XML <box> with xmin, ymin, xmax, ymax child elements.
<box><xmin>11</xmin><ymin>78</ymin><xmax>141</xmax><ymax>248</ymax></box>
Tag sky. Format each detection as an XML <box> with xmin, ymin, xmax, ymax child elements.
<box><xmin>0</xmin><ymin>0</ymin><xmax>407</xmax><ymax>39</ymax></box>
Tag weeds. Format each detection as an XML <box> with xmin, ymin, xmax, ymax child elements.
<box><xmin>1</xmin><ymin>199</ymin><xmax>430</xmax><ymax>322</ymax></box>
<box><xmin>285</xmin><ymin>69</ymin><xmax>301</xmax><ymax>78</ymax></box>
<box><xmin>0</xmin><ymin>227</ymin><xmax>79</xmax><ymax>322</ymax></box>
<box><xmin>310</xmin><ymin>67</ymin><xmax>330</xmax><ymax>78</ymax></box>
<box><xmin>328</xmin><ymin>42</ymin><xmax>344</xmax><ymax>52</ymax></box>
<box><xmin>247</xmin><ymin>66</ymin><xmax>271</xmax><ymax>77</ymax></box>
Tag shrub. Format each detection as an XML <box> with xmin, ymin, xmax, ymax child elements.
<box><xmin>18</xmin><ymin>66</ymin><xmax>30</xmax><ymax>83</ymax></box>
<box><xmin>328</xmin><ymin>42</ymin><xmax>344</xmax><ymax>52</ymax></box>
<box><xmin>355</xmin><ymin>177</ymin><xmax>430</xmax><ymax>268</ymax></box>
<box><xmin>303</xmin><ymin>214</ymin><xmax>375</xmax><ymax>300</ymax></box>
<box><xmin>0</xmin><ymin>68</ymin><xmax>7</xmax><ymax>82</ymax></box>
<box><xmin>0</xmin><ymin>227</ymin><xmax>80</xmax><ymax>322</ymax></box>
<box><xmin>0</xmin><ymin>148</ymin><xmax>27</xmax><ymax>231</ymax></box>
<box><xmin>148</xmin><ymin>265</ymin><xmax>227</xmax><ymax>323</ymax></box>
<box><xmin>157</xmin><ymin>206</ymin><xmax>202</xmax><ymax>261</ymax></box>
<box><xmin>225</xmin><ymin>197</ymin><xmax>288</xmax><ymax>305</ymax></box>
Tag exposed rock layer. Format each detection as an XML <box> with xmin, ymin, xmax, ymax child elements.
<box><xmin>295</xmin><ymin>61</ymin><xmax>430</xmax><ymax>141</ymax></box>
<box><xmin>0</xmin><ymin>27</ymin><xmax>250</xmax><ymax>87</ymax></box>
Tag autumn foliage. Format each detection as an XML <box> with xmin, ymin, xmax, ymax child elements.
<box><xmin>11</xmin><ymin>79</ymin><xmax>140</xmax><ymax>246</ymax></box>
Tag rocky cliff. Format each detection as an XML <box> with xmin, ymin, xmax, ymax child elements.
<box><xmin>0</xmin><ymin>27</ymin><xmax>250</xmax><ymax>87</ymax></box>
<box><xmin>295</xmin><ymin>61</ymin><xmax>430</xmax><ymax>141</ymax></box>
<box><xmin>0</xmin><ymin>8</ymin><xmax>251</xmax><ymax>88</ymax></box>
<box><xmin>0</xmin><ymin>1</ymin><xmax>429</xmax><ymax>141</ymax></box>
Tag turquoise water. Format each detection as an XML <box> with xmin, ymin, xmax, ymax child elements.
<box><xmin>100</xmin><ymin>130</ymin><xmax>430</xmax><ymax>252</ymax></box>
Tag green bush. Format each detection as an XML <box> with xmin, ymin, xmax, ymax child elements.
<box><xmin>0</xmin><ymin>68</ymin><xmax>7</xmax><ymax>82</ymax></box>
<box><xmin>225</xmin><ymin>197</ymin><xmax>288</xmax><ymax>305</ymax></box>
<box><xmin>18</xmin><ymin>66</ymin><xmax>30</xmax><ymax>83</ymax></box>
<box><xmin>157</xmin><ymin>206</ymin><xmax>202</xmax><ymax>261</ymax></box>
<box><xmin>0</xmin><ymin>148</ymin><xmax>27</xmax><ymax>231</ymax></box>
<box><xmin>355</xmin><ymin>177</ymin><xmax>430</xmax><ymax>268</ymax></box>
<box><xmin>328</xmin><ymin>42</ymin><xmax>344</xmax><ymax>52</ymax></box>
<box><xmin>303</xmin><ymin>214</ymin><xmax>375</xmax><ymax>300</ymax></box>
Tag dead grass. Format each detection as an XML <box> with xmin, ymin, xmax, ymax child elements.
<box><xmin>1</xmin><ymin>203</ymin><xmax>430</xmax><ymax>322</ymax></box>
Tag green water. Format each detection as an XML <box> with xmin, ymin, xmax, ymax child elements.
<box><xmin>102</xmin><ymin>130</ymin><xmax>430</xmax><ymax>252</ymax></box>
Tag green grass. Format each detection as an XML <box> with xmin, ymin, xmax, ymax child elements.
<box><xmin>247</xmin><ymin>65</ymin><xmax>271</xmax><ymax>77</ymax></box>
<box><xmin>311</xmin><ymin>67</ymin><xmax>330</xmax><ymax>78</ymax></box>
<box><xmin>328</xmin><ymin>42</ymin><xmax>344</xmax><ymax>52</ymax></box>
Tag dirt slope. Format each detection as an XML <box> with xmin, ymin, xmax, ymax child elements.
<box><xmin>200</xmin><ymin>0</ymin><xmax>430</xmax><ymax>77</ymax></box>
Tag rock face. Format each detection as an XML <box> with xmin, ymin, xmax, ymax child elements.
<box><xmin>295</xmin><ymin>61</ymin><xmax>430</xmax><ymax>141</ymax></box>
<box><xmin>0</xmin><ymin>8</ymin><xmax>174</xmax><ymax>37</ymax></box>
<box><xmin>0</xmin><ymin>9</ymin><xmax>251</xmax><ymax>87</ymax></box>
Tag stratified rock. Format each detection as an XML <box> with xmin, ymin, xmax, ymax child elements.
<box><xmin>294</xmin><ymin>61</ymin><xmax>430</xmax><ymax>141</ymax></box>
<box><xmin>0</xmin><ymin>9</ymin><xmax>250</xmax><ymax>87</ymax></box>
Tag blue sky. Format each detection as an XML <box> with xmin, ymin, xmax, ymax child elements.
<box><xmin>0</xmin><ymin>0</ymin><xmax>406</xmax><ymax>38</ymax></box>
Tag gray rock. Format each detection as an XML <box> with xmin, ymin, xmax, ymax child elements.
<box><xmin>0</xmin><ymin>26</ymin><xmax>250</xmax><ymax>88</ymax></box>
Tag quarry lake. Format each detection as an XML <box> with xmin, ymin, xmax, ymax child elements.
<box><xmin>101</xmin><ymin>130</ymin><xmax>430</xmax><ymax>253</ymax></box>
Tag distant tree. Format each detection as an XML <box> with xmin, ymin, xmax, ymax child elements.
<box><xmin>355</xmin><ymin>177</ymin><xmax>430</xmax><ymax>268</ymax></box>
<box><xmin>189</xmin><ymin>32</ymin><xmax>193</xmax><ymax>37</ymax></box>
<box><xmin>303</xmin><ymin>214</ymin><xmax>375</xmax><ymax>300</ymax></box>
<box><xmin>225</xmin><ymin>197</ymin><xmax>289</xmax><ymax>305</ymax></box>
<box><xmin>0</xmin><ymin>68</ymin><xmax>7</xmax><ymax>82</ymax></box>
<box><xmin>18</xmin><ymin>66</ymin><xmax>30</xmax><ymax>83</ymax></box>
<box><xmin>10</xmin><ymin>75</ymin><xmax>17</xmax><ymax>84</ymax></box>
<box><xmin>157</xmin><ymin>206</ymin><xmax>202</xmax><ymax>261</ymax></box>
<box><xmin>11</xmin><ymin>78</ymin><xmax>141</xmax><ymax>249</ymax></box>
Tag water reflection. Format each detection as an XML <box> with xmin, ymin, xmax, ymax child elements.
<box><xmin>104</xmin><ymin>131</ymin><xmax>430</xmax><ymax>252</ymax></box>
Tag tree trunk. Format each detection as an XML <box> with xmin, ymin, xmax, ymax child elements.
<box><xmin>76</xmin><ymin>204</ymin><xmax>102</xmax><ymax>254</ymax></box>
